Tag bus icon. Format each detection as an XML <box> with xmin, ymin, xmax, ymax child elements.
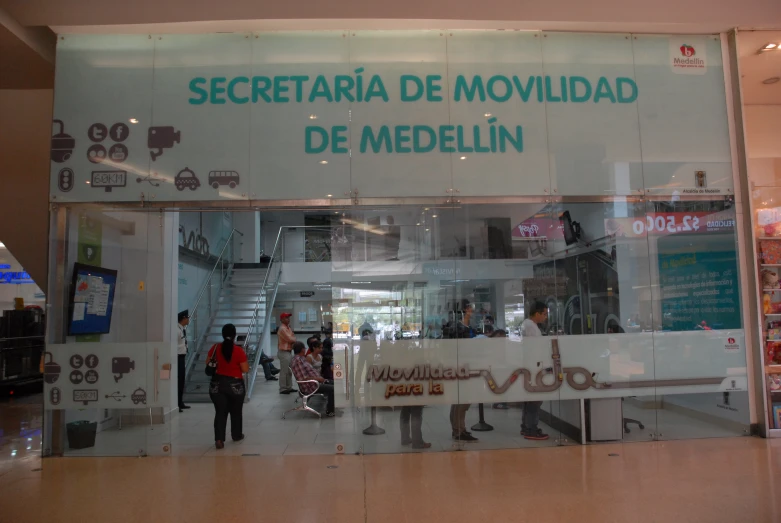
<box><xmin>208</xmin><ymin>170</ymin><xmax>240</xmax><ymax>189</ymax></box>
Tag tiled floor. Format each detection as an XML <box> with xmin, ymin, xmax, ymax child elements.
<box><xmin>2</xmin><ymin>390</ymin><xmax>780</xmax><ymax>522</ymax></box>
<box><xmin>1</xmin><ymin>435</ymin><xmax>780</xmax><ymax>522</ymax></box>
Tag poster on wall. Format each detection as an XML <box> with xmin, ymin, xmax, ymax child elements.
<box><xmin>658</xmin><ymin>248</ymin><xmax>740</xmax><ymax>331</ymax></box>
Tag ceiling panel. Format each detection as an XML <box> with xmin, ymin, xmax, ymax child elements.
<box><xmin>738</xmin><ymin>30</ymin><xmax>781</xmax><ymax>106</ymax></box>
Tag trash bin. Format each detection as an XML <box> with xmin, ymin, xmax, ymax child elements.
<box><xmin>66</xmin><ymin>420</ymin><xmax>97</xmax><ymax>449</ymax></box>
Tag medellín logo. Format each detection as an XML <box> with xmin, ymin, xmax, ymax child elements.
<box><xmin>673</xmin><ymin>43</ymin><xmax>705</xmax><ymax>71</ymax></box>
<box><xmin>679</xmin><ymin>44</ymin><xmax>696</xmax><ymax>57</ymax></box>
<box><xmin>724</xmin><ymin>338</ymin><xmax>740</xmax><ymax>352</ymax></box>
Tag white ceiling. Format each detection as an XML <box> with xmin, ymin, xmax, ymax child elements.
<box><xmin>739</xmin><ymin>30</ymin><xmax>781</xmax><ymax>105</ymax></box>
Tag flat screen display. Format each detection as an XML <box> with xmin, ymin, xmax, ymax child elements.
<box><xmin>67</xmin><ymin>263</ymin><xmax>118</xmax><ymax>335</ymax></box>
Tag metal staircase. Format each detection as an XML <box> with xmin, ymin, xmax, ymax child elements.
<box><xmin>183</xmin><ymin>265</ymin><xmax>271</xmax><ymax>402</ymax></box>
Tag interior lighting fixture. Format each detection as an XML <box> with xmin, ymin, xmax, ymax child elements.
<box><xmin>129</xmin><ymin>118</ymin><xmax>139</xmax><ymax>124</ymax></box>
<box><xmin>319</xmin><ymin>160</ymin><xmax>328</xmax><ymax>165</ymax></box>
<box><xmin>760</xmin><ymin>43</ymin><xmax>779</xmax><ymax>52</ymax></box>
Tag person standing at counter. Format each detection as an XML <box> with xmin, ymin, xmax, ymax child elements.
<box><xmin>177</xmin><ymin>310</ymin><xmax>191</xmax><ymax>413</ymax></box>
<box><xmin>450</xmin><ymin>299</ymin><xmax>477</xmax><ymax>442</ymax></box>
<box><xmin>520</xmin><ymin>301</ymin><xmax>549</xmax><ymax>441</ymax></box>
<box><xmin>277</xmin><ymin>312</ymin><xmax>297</xmax><ymax>395</ymax></box>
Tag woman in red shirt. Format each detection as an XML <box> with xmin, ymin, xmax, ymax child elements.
<box><xmin>207</xmin><ymin>323</ymin><xmax>249</xmax><ymax>449</ymax></box>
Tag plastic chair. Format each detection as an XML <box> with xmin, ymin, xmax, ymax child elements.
<box><xmin>282</xmin><ymin>372</ymin><xmax>326</xmax><ymax>419</ymax></box>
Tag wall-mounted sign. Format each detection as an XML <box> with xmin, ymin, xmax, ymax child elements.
<box><xmin>50</xmin><ymin>33</ymin><xmax>731</xmax><ymax>202</ymax></box>
<box><xmin>604</xmin><ymin>211</ymin><xmax>736</xmax><ymax>239</ymax></box>
<box><xmin>300</xmin><ymin>291</ymin><xmax>315</xmax><ymax>298</ymax></box>
<box><xmin>0</xmin><ymin>270</ymin><xmax>35</xmax><ymax>284</ymax></box>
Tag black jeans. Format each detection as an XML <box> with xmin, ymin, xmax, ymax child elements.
<box><xmin>317</xmin><ymin>383</ymin><xmax>335</xmax><ymax>412</ymax></box>
<box><xmin>177</xmin><ymin>354</ymin><xmax>186</xmax><ymax>408</ymax></box>
<box><xmin>261</xmin><ymin>360</ymin><xmax>278</xmax><ymax>379</ymax></box>
<box><xmin>209</xmin><ymin>375</ymin><xmax>246</xmax><ymax>442</ymax></box>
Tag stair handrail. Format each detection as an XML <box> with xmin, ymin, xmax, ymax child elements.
<box><xmin>245</xmin><ymin>226</ymin><xmax>286</xmax><ymax>398</ymax></box>
<box><xmin>244</xmin><ymin>225</ymin><xmax>336</xmax><ymax>397</ymax></box>
<box><xmin>184</xmin><ymin>227</ymin><xmax>244</xmax><ymax>377</ymax></box>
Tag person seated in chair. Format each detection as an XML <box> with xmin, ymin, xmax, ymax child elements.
<box><xmin>290</xmin><ymin>341</ymin><xmax>335</xmax><ymax>417</ymax></box>
<box><xmin>260</xmin><ymin>351</ymin><xmax>280</xmax><ymax>381</ymax></box>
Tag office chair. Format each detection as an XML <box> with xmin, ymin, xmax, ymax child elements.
<box><xmin>622</xmin><ymin>398</ymin><xmax>645</xmax><ymax>433</ymax></box>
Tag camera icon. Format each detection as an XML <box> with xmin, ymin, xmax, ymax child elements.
<box><xmin>112</xmin><ymin>357</ymin><xmax>135</xmax><ymax>382</ymax></box>
<box><xmin>148</xmin><ymin>126</ymin><xmax>181</xmax><ymax>161</ymax></box>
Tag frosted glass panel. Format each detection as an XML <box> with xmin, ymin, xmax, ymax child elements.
<box><xmin>50</xmin><ymin>35</ymin><xmax>155</xmax><ymax>202</ymax></box>
<box><xmin>541</xmin><ymin>33</ymin><xmax>643</xmax><ymax>197</ymax></box>
<box><xmin>250</xmin><ymin>32</ymin><xmax>351</xmax><ymax>200</ymax></box>
<box><xmin>349</xmin><ymin>31</ymin><xmax>452</xmax><ymax>197</ymax></box>
<box><xmin>149</xmin><ymin>34</ymin><xmax>251</xmax><ymax>201</ymax></box>
<box><xmin>447</xmin><ymin>31</ymin><xmax>551</xmax><ymax>196</ymax></box>
<box><xmin>633</xmin><ymin>35</ymin><xmax>733</xmax><ymax>195</ymax></box>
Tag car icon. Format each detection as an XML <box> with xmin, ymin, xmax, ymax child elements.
<box><xmin>131</xmin><ymin>387</ymin><xmax>147</xmax><ymax>405</ymax></box>
<box><xmin>174</xmin><ymin>167</ymin><xmax>200</xmax><ymax>191</ymax></box>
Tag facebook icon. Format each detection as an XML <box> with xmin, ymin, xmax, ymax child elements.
<box><xmin>110</xmin><ymin>122</ymin><xmax>129</xmax><ymax>142</ymax></box>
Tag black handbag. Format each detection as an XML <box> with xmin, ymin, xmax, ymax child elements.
<box><xmin>205</xmin><ymin>345</ymin><xmax>218</xmax><ymax>377</ymax></box>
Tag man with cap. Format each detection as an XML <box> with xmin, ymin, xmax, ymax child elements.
<box><xmin>177</xmin><ymin>310</ymin><xmax>191</xmax><ymax>412</ymax></box>
<box><xmin>277</xmin><ymin>312</ymin><xmax>298</xmax><ymax>394</ymax></box>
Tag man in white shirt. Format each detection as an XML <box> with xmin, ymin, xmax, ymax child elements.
<box><xmin>177</xmin><ymin>310</ymin><xmax>191</xmax><ymax>412</ymax></box>
<box><xmin>520</xmin><ymin>301</ymin><xmax>548</xmax><ymax>440</ymax></box>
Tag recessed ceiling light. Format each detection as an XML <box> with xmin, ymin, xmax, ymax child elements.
<box><xmin>416</xmin><ymin>223</ymin><xmax>421</xmax><ymax>226</ymax></box>
<box><xmin>763</xmin><ymin>77</ymin><xmax>781</xmax><ymax>85</ymax></box>
<box><xmin>319</xmin><ymin>160</ymin><xmax>328</xmax><ymax>165</ymax></box>
<box><xmin>425</xmin><ymin>228</ymin><xmax>430</xmax><ymax>232</ymax></box>
<box><xmin>85</xmin><ymin>181</ymin><xmax>90</xmax><ymax>184</ymax></box>
<box><xmin>309</xmin><ymin>114</ymin><xmax>318</xmax><ymax>120</ymax></box>
<box><xmin>460</xmin><ymin>156</ymin><xmax>467</xmax><ymax>160</ymax></box>
<box><xmin>424</xmin><ymin>208</ymin><xmax>429</xmax><ymax>211</ymax></box>
<box><xmin>432</xmin><ymin>214</ymin><xmax>438</xmax><ymax>218</ymax></box>
<box><xmin>484</xmin><ymin>112</ymin><xmax>492</xmax><ymax>117</ymax></box>
<box><xmin>327</xmin><ymin>194</ymin><xmax>332</xmax><ymax>197</ymax></box>
<box><xmin>761</xmin><ymin>43</ymin><xmax>779</xmax><ymax>51</ymax></box>
<box><xmin>129</xmin><ymin>118</ymin><xmax>139</xmax><ymax>124</ymax></box>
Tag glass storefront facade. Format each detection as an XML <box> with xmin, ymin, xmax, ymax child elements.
<box><xmin>43</xmin><ymin>30</ymin><xmax>756</xmax><ymax>456</ymax></box>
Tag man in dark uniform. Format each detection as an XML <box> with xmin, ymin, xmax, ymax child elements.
<box><xmin>177</xmin><ymin>310</ymin><xmax>191</xmax><ymax>412</ymax></box>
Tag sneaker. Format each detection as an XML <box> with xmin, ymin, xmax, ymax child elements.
<box><xmin>453</xmin><ymin>432</ymin><xmax>478</xmax><ymax>442</ymax></box>
<box><xmin>232</xmin><ymin>434</ymin><xmax>245</xmax><ymax>442</ymax></box>
<box><xmin>411</xmin><ymin>441</ymin><xmax>432</xmax><ymax>449</ymax></box>
<box><xmin>266</xmin><ymin>376</ymin><xmax>278</xmax><ymax>381</ymax></box>
<box><xmin>523</xmin><ymin>429</ymin><xmax>549</xmax><ymax>441</ymax></box>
